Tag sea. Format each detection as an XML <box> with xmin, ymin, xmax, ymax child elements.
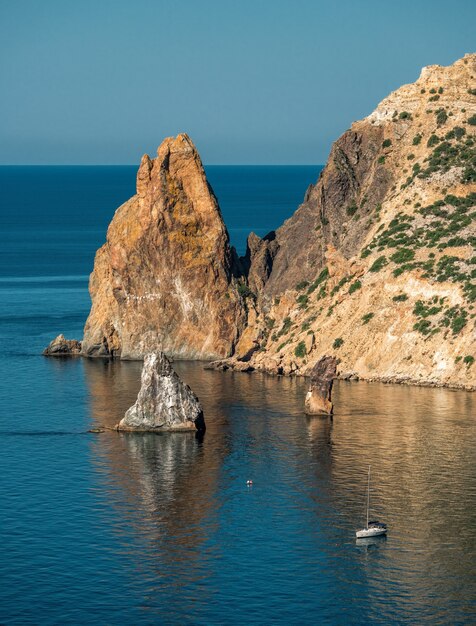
<box><xmin>0</xmin><ymin>165</ymin><xmax>475</xmax><ymax>625</ymax></box>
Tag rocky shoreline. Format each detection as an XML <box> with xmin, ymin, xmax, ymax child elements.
<box><xmin>205</xmin><ymin>357</ymin><xmax>476</xmax><ymax>391</ymax></box>
<box><xmin>43</xmin><ymin>336</ymin><xmax>475</xmax><ymax>391</ymax></box>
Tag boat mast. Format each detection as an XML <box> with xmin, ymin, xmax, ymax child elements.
<box><xmin>366</xmin><ymin>465</ymin><xmax>371</xmax><ymax>529</ymax></box>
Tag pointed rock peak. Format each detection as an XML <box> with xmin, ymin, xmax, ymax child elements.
<box><xmin>117</xmin><ymin>352</ymin><xmax>205</xmax><ymax>432</ymax></box>
<box><xmin>157</xmin><ymin>133</ymin><xmax>200</xmax><ymax>162</ymax></box>
<box><xmin>136</xmin><ymin>153</ymin><xmax>153</xmax><ymax>196</ymax></box>
<box><xmin>153</xmin><ymin>133</ymin><xmax>210</xmax><ymax>195</ymax></box>
<box><xmin>82</xmin><ymin>132</ymin><xmax>246</xmax><ymax>360</ymax></box>
<box><xmin>134</xmin><ymin>134</ymin><xmax>216</xmax><ymax>219</ymax></box>
<box><xmin>247</xmin><ymin>231</ymin><xmax>262</xmax><ymax>251</ymax></box>
<box><xmin>172</xmin><ymin>132</ymin><xmax>196</xmax><ymax>152</ymax></box>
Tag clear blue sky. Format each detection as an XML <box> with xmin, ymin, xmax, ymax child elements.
<box><xmin>1</xmin><ymin>0</ymin><xmax>475</xmax><ymax>164</ymax></box>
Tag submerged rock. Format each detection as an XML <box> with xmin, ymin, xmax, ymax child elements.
<box><xmin>117</xmin><ymin>353</ymin><xmax>205</xmax><ymax>432</ymax></box>
<box><xmin>43</xmin><ymin>334</ymin><xmax>82</xmax><ymax>356</ymax></box>
<box><xmin>305</xmin><ymin>356</ymin><xmax>337</xmax><ymax>415</ymax></box>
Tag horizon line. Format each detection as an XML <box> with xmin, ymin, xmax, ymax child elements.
<box><xmin>0</xmin><ymin>163</ymin><xmax>323</xmax><ymax>167</ymax></box>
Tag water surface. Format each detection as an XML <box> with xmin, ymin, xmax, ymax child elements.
<box><xmin>0</xmin><ymin>166</ymin><xmax>474</xmax><ymax>625</ymax></box>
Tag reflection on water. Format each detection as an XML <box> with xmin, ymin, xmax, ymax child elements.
<box><xmin>1</xmin><ymin>163</ymin><xmax>474</xmax><ymax>622</ymax></box>
<box><xmin>80</xmin><ymin>360</ymin><xmax>476</xmax><ymax>624</ymax></box>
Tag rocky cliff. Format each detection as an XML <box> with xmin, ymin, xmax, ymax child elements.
<box><xmin>221</xmin><ymin>53</ymin><xmax>476</xmax><ymax>390</ymax></box>
<box><xmin>77</xmin><ymin>54</ymin><xmax>475</xmax><ymax>390</ymax></box>
<box><xmin>82</xmin><ymin>133</ymin><xmax>245</xmax><ymax>360</ymax></box>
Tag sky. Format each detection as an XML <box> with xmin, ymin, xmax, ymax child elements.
<box><xmin>0</xmin><ymin>0</ymin><xmax>475</xmax><ymax>165</ymax></box>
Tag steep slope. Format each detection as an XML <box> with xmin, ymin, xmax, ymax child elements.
<box><xmin>226</xmin><ymin>54</ymin><xmax>476</xmax><ymax>389</ymax></box>
<box><xmin>82</xmin><ymin>134</ymin><xmax>245</xmax><ymax>359</ymax></box>
<box><xmin>77</xmin><ymin>55</ymin><xmax>475</xmax><ymax>389</ymax></box>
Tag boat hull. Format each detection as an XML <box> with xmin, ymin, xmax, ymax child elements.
<box><xmin>355</xmin><ymin>527</ymin><xmax>387</xmax><ymax>538</ymax></box>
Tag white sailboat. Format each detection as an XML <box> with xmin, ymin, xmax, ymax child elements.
<box><xmin>355</xmin><ymin>465</ymin><xmax>387</xmax><ymax>538</ymax></box>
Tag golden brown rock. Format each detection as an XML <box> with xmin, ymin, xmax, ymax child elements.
<box><xmin>305</xmin><ymin>356</ymin><xmax>337</xmax><ymax>415</ymax></box>
<box><xmin>229</xmin><ymin>54</ymin><xmax>476</xmax><ymax>390</ymax></box>
<box><xmin>82</xmin><ymin>134</ymin><xmax>246</xmax><ymax>360</ymax></box>
<box><xmin>43</xmin><ymin>334</ymin><xmax>82</xmax><ymax>356</ymax></box>
<box><xmin>74</xmin><ymin>56</ymin><xmax>475</xmax><ymax>391</ymax></box>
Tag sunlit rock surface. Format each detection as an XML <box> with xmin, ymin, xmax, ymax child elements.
<box><xmin>76</xmin><ymin>55</ymin><xmax>475</xmax><ymax>389</ymax></box>
<box><xmin>82</xmin><ymin>133</ymin><xmax>245</xmax><ymax>360</ymax></box>
<box><xmin>225</xmin><ymin>54</ymin><xmax>476</xmax><ymax>390</ymax></box>
<box><xmin>117</xmin><ymin>353</ymin><xmax>205</xmax><ymax>432</ymax></box>
<box><xmin>305</xmin><ymin>356</ymin><xmax>337</xmax><ymax>415</ymax></box>
<box><xmin>43</xmin><ymin>334</ymin><xmax>82</xmax><ymax>356</ymax></box>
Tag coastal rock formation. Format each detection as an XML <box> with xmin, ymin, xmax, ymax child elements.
<box><xmin>82</xmin><ymin>133</ymin><xmax>245</xmax><ymax>360</ymax></box>
<box><xmin>67</xmin><ymin>54</ymin><xmax>475</xmax><ymax>390</ymax></box>
<box><xmin>43</xmin><ymin>334</ymin><xmax>82</xmax><ymax>356</ymax></box>
<box><xmin>221</xmin><ymin>54</ymin><xmax>476</xmax><ymax>390</ymax></box>
<box><xmin>305</xmin><ymin>356</ymin><xmax>337</xmax><ymax>415</ymax></box>
<box><xmin>117</xmin><ymin>352</ymin><xmax>205</xmax><ymax>432</ymax></box>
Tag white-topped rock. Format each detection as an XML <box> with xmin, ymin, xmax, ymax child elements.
<box><xmin>117</xmin><ymin>352</ymin><xmax>205</xmax><ymax>432</ymax></box>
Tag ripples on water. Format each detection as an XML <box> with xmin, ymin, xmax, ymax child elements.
<box><xmin>1</xmin><ymin>356</ymin><xmax>474</xmax><ymax>624</ymax></box>
<box><xmin>0</xmin><ymin>167</ymin><xmax>475</xmax><ymax>624</ymax></box>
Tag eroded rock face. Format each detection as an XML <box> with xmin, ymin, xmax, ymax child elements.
<box><xmin>82</xmin><ymin>133</ymin><xmax>245</xmax><ymax>360</ymax></box>
<box><xmin>43</xmin><ymin>334</ymin><xmax>82</xmax><ymax>356</ymax></box>
<box><xmin>256</xmin><ymin>123</ymin><xmax>392</xmax><ymax>299</ymax></box>
<box><xmin>117</xmin><ymin>352</ymin><xmax>205</xmax><ymax>432</ymax></box>
<box><xmin>225</xmin><ymin>53</ymin><xmax>476</xmax><ymax>391</ymax></box>
<box><xmin>305</xmin><ymin>356</ymin><xmax>337</xmax><ymax>415</ymax></box>
<box><xmin>51</xmin><ymin>56</ymin><xmax>474</xmax><ymax>391</ymax></box>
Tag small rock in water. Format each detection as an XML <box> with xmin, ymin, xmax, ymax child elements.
<box><xmin>305</xmin><ymin>355</ymin><xmax>337</xmax><ymax>415</ymax></box>
<box><xmin>117</xmin><ymin>352</ymin><xmax>205</xmax><ymax>433</ymax></box>
<box><xmin>43</xmin><ymin>334</ymin><xmax>82</xmax><ymax>356</ymax></box>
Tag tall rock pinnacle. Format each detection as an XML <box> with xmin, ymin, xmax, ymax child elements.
<box><xmin>82</xmin><ymin>133</ymin><xmax>245</xmax><ymax>359</ymax></box>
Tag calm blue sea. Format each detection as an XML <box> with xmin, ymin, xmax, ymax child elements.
<box><xmin>0</xmin><ymin>166</ymin><xmax>475</xmax><ymax>625</ymax></box>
